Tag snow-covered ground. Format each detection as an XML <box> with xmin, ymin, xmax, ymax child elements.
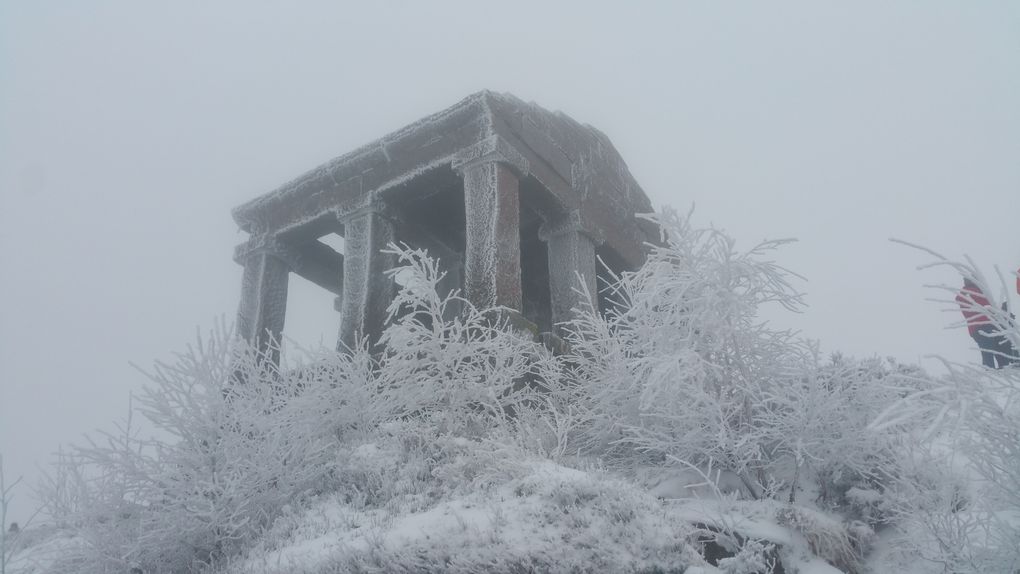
<box><xmin>6</xmin><ymin>218</ymin><xmax>1017</xmax><ymax>574</ymax></box>
<box><xmin>8</xmin><ymin>435</ymin><xmax>874</xmax><ymax>573</ymax></box>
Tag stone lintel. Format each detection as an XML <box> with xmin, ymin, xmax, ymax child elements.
<box><xmin>537</xmin><ymin>210</ymin><xmax>606</xmax><ymax>246</ymax></box>
<box><xmin>235</xmin><ymin>234</ymin><xmax>346</xmax><ymax>296</ymax></box>
<box><xmin>335</xmin><ymin>195</ymin><xmax>397</xmax><ymax>225</ymax></box>
<box><xmin>293</xmin><ymin>241</ymin><xmax>344</xmax><ymax>296</ymax></box>
<box><xmin>233</xmin><ymin>234</ymin><xmax>300</xmax><ymax>269</ymax></box>
<box><xmin>451</xmin><ymin>135</ymin><xmax>530</xmax><ymax>179</ymax></box>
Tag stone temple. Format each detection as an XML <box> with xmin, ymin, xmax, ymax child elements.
<box><xmin>232</xmin><ymin>91</ymin><xmax>656</xmax><ymax>358</ymax></box>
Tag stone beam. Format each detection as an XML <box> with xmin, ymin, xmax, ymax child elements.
<box><xmin>292</xmin><ymin>240</ymin><xmax>344</xmax><ymax>296</ymax></box>
<box><xmin>452</xmin><ymin>136</ymin><xmax>528</xmax><ymax>310</ymax></box>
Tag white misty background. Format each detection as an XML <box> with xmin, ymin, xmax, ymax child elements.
<box><xmin>0</xmin><ymin>2</ymin><xmax>1017</xmax><ymax>572</ymax></box>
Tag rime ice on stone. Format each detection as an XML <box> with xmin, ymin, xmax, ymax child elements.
<box><xmin>540</xmin><ymin>211</ymin><xmax>603</xmax><ymax>333</ymax></box>
<box><xmin>337</xmin><ymin>200</ymin><xmax>396</xmax><ymax>351</ymax></box>
<box><xmin>231</xmin><ymin>91</ymin><xmax>657</xmax><ymax>358</ymax></box>
<box><xmin>452</xmin><ymin>135</ymin><xmax>529</xmax><ymax>310</ymax></box>
<box><xmin>234</xmin><ymin>237</ymin><xmax>292</xmax><ymax>364</ymax></box>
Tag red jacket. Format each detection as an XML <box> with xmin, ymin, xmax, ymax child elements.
<box><xmin>957</xmin><ymin>284</ymin><xmax>992</xmax><ymax>335</ymax></box>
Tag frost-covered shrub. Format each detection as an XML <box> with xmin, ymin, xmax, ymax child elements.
<box><xmin>559</xmin><ymin>208</ymin><xmax>916</xmax><ymax>505</ymax></box>
<box><xmin>373</xmin><ymin>244</ymin><xmax>560</xmax><ymax>439</ymax></box>
<box><xmin>286</xmin><ymin>342</ymin><xmax>384</xmax><ymax>445</ymax></box>
<box><xmin>873</xmin><ymin>364</ymin><xmax>1020</xmax><ymax>573</ymax></box>
<box><xmin>36</xmin><ymin>327</ymin><xmax>339</xmax><ymax>573</ymax></box>
<box><xmin>216</xmin><ymin>433</ymin><xmax>705</xmax><ymax>574</ymax></box>
<box><xmin>775</xmin><ymin>505</ymin><xmax>872</xmax><ymax>573</ymax></box>
<box><xmin>872</xmin><ymin>248</ymin><xmax>1020</xmax><ymax>573</ymax></box>
<box><xmin>801</xmin><ymin>354</ymin><xmax>929</xmax><ymax>509</ymax></box>
<box><xmin>561</xmin><ymin>209</ymin><xmax>810</xmax><ymax>487</ymax></box>
<box><xmin>34</xmin><ymin>245</ymin><xmax>561</xmax><ymax>574</ymax></box>
<box><xmin>34</xmin><ymin>215</ymin><xmax>991</xmax><ymax>573</ymax></box>
<box><xmin>716</xmin><ymin>539</ymin><xmax>777</xmax><ymax>574</ymax></box>
<box><xmin>2</xmin><ymin>454</ymin><xmax>30</xmax><ymax>574</ymax></box>
<box><xmin>322</xmin><ymin>421</ymin><xmax>532</xmax><ymax>519</ymax></box>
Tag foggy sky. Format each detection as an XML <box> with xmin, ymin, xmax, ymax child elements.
<box><xmin>1</xmin><ymin>1</ymin><xmax>1018</xmax><ymax>524</ymax></box>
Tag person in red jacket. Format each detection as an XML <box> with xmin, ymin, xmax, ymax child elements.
<box><xmin>957</xmin><ymin>277</ymin><xmax>1016</xmax><ymax>368</ymax></box>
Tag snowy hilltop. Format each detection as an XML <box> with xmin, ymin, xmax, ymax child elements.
<box><xmin>4</xmin><ymin>209</ymin><xmax>1018</xmax><ymax>574</ymax></box>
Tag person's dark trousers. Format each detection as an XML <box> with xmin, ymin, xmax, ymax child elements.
<box><xmin>973</xmin><ymin>328</ymin><xmax>1018</xmax><ymax>368</ymax></box>
<box><xmin>999</xmin><ymin>336</ymin><xmax>1020</xmax><ymax>367</ymax></box>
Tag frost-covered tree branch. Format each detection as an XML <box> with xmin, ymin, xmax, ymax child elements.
<box><xmin>555</xmin><ymin>207</ymin><xmax>907</xmax><ymax>514</ymax></box>
<box><xmin>871</xmin><ymin>242</ymin><xmax>1020</xmax><ymax>572</ymax></box>
<box><xmin>1</xmin><ymin>454</ymin><xmax>19</xmax><ymax>574</ymax></box>
<box><xmin>31</xmin><ymin>215</ymin><xmax>1004</xmax><ymax>573</ymax></box>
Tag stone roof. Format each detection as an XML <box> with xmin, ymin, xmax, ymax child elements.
<box><xmin>232</xmin><ymin>91</ymin><xmax>655</xmax><ymax>267</ymax></box>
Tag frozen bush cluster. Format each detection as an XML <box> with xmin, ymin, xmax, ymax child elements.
<box><xmin>16</xmin><ymin>208</ymin><xmax>1019</xmax><ymax>573</ymax></box>
<box><xmin>557</xmin><ymin>210</ymin><xmax>923</xmax><ymax>511</ymax></box>
<box><xmin>32</xmin><ymin>325</ymin><xmax>337</xmax><ymax>573</ymax></box>
<box><xmin>866</xmin><ymin>249</ymin><xmax>1020</xmax><ymax>573</ymax></box>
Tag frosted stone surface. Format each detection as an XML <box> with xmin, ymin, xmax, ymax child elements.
<box><xmin>237</xmin><ymin>251</ymin><xmax>290</xmax><ymax>363</ymax></box>
<box><xmin>232</xmin><ymin>91</ymin><xmax>657</xmax><ymax>352</ymax></box>
<box><xmin>337</xmin><ymin>208</ymin><xmax>396</xmax><ymax>350</ymax></box>
<box><xmin>232</xmin><ymin>91</ymin><xmax>653</xmax><ymax>269</ymax></box>
<box><xmin>545</xmin><ymin>227</ymin><xmax>598</xmax><ymax>332</ymax></box>
<box><xmin>461</xmin><ymin>160</ymin><xmax>522</xmax><ymax>310</ymax></box>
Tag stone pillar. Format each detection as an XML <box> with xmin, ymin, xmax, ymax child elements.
<box><xmin>337</xmin><ymin>201</ymin><xmax>397</xmax><ymax>351</ymax></box>
<box><xmin>452</xmin><ymin>136</ymin><xmax>530</xmax><ymax>311</ymax></box>
<box><xmin>234</xmin><ymin>237</ymin><xmax>292</xmax><ymax>365</ymax></box>
<box><xmin>540</xmin><ymin>211</ymin><xmax>603</xmax><ymax>333</ymax></box>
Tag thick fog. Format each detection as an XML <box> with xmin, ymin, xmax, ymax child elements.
<box><xmin>1</xmin><ymin>2</ymin><xmax>1017</xmax><ymax>524</ymax></box>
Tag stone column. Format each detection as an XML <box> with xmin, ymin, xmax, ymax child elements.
<box><xmin>234</xmin><ymin>237</ymin><xmax>292</xmax><ymax>365</ymax></box>
<box><xmin>540</xmin><ymin>211</ymin><xmax>603</xmax><ymax>333</ymax></box>
<box><xmin>452</xmin><ymin>136</ymin><xmax>530</xmax><ymax>311</ymax></box>
<box><xmin>337</xmin><ymin>201</ymin><xmax>397</xmax><ymax>351</ymax></box>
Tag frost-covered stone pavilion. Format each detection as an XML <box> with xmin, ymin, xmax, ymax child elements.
<box><xmin>232</xmin><ymin>91</ymin><xmax>655</xmax><ymax>358</ymax></box>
